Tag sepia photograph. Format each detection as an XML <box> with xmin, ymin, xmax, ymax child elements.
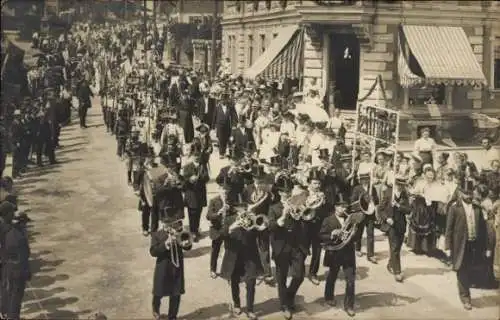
<box><xmin>1</xmin><ymin>0</ymin><xmax>499</xmax><ymax>319</ymax></box>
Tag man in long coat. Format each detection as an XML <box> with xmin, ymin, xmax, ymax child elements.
<box><xmin>0</xmin><ymin>201</ymin><xmax>31</xmax><ymax>320</ymax></box>
<box><xmin>150</xmin><ymin>216</ymin><xmax>192</xmax><ymax>320</ymax></box>
<box><xmin>181</xmin><ymin>148</ymin><xmax>209</xmax><ymax>242</ymax></box>
<box><xmin>212</xmin><ymin>89</ymin><xmax>237</xmax><ymax>159</ymax></box>
<box><xmin>445</xmin><ymin>182</ymin><xmax>489</xmax><ymax>310</ymax></box>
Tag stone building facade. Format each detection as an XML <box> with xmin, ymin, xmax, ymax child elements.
<box><xmin>222</xmin><ymin>0</ymin><xmax>500</xmax><ymax>142</ymax></box>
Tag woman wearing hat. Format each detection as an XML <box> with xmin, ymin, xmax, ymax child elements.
<box><xmin>407</xmin><ymin>164</ymin><xmax>440</xmax><ymax>256</ymax></box>
<box><xmin>268</xmin><ymin>174</ymin><xmax>309</xmax><ymax>320</ymax></box>
<box><xmin>435</xmin><ymin>152</ymin><xmax>450</xmax><ymax>184</ymax></box>
<box><xmin>413</xmin><ymin>127</ymin><xmax>437</xmax><ymax>166</ymax></box>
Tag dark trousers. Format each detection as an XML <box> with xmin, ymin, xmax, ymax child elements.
<box><xmin>152</xmin><ymin>295</ymin><xmax>180</xmax><ymax>320</ymax></box>
<box><xmin>387</xmin><ymin>227</ymin><xmax>405</xmax><ymax>274</ymax></box>
<box><xmin>274</xmin><ymin>249</ymin><xmax>306</xmax><ymax>310</ymax></box>
<box><xmin>1</xmin><ymin>278</ymin><xmax>26</xmax><ymax>320</ymax></box>
<box><xmin>117</xmin><ymin>137</ymin><xmax>127</xmax><ymax>157</ymax></box>
<box><xmin>216</xmin><ymin>125</ymin><xmax>230</xmax><ymax>156</ymax></box>
<box><xmin>324</xmin><ymin>262</ymin><xmax>355</xmax><ymax>310</ymax></box>
<box><xmin>12</xmin><ymin>147</ymin><xmax>23</xmax><ymax>177</ymax></box>
<box><xmin>210</xmin><ymin>238</ymin><xmax>223</xmax><ymax>273</ymax></box>
<box><xmin>231</xmin><ymin>274</ymin><xmax>256</xmax><ymax>312</ymax></box>
<box><xmin>35</xmin><ymin>138</ymin><xmax>55</xmax><ymax>165</ymax></box>
<box><xmin>54</xmin><ymin>125</ymin><xmax>61</xmax><ymax>147</ymax></box>
<box><xmin>355</xmin><ymin>215</ymin><xmax>375</xmax><ymax>257</ymax></box>
<box><xmin>141</xmin><ymin>203</ymin><xmax>159</xmax><ymax>232</ymax></box>
<box><xmin>257</xmin><ymin>232</ymin><xmax>272</xmax><ymax>277</ymax></box>
<box><xmin>187</xmin><ymin>207</ymin><xmax>202</xmax><ymax>234</ymax></box>
<box><xmin>306</xmin><ymin>223</ymin><xmax>322</xmax><ymax>276</ymax></box>
<box><xmin>456</xmin><ymin>241</ymin><xmax>477</xmax><ymax>303</ymax></box>
<box><xmin>78</xmin><ymin>106</ymin><xmax>88</xmax><ymax>127</ymax></box>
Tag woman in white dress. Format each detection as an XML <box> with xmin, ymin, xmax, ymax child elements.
<box><xmin>413</xmin><ymin>127</ymin><xmax>437</xmax><ymax>166</ymax></box>
<box><xmin>259</xmin><ymin>122</ymin><xmax>280</xmax><ymax>163</ymax></box>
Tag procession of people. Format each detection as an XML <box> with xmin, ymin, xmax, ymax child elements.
<box><xmin>1</xmin><ymin>19</ymin><xmax>500</xmax><ymax>320</ymax></box>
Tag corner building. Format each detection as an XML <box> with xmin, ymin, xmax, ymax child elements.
<box><xmin>222</xmin><ymin>0</ymin><xmax>500</xmax><ymax>141</ymax></box>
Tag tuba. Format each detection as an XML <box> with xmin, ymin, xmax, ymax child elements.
<box><xmin>322</xmin><ymin>211</ymin><xmax>365</xmax><ymax>251</ymax></box>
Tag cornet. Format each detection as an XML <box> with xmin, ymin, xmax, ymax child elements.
<box><xmin>164</xmin><ymin>221</ymin><xmax>193</xmax><ymax>268</ymax></box>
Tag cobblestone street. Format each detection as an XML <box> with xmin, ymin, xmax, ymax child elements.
<box><xmin>17</xmin><ymin>101</ymin><xmax>499</xmax><ymax>320</ymax></box>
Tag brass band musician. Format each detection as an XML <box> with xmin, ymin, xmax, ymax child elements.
<box><xmin>268</xmin><ymin>174</ymin><xmax>309</xmax><ymax>320</ymax></box>
<box><xmin>319</xmin><ymin>199</ymin><xmax>357</xmax><ymax>317</ymax></box>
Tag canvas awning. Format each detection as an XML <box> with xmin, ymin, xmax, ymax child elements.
<box><xmin>243</xmin><ymin>25</ymin><xmax>302</xmax><ymax>80</ymax></box>
<box><xmin>401</xmin><ymin>25</ymin><xmax>487</xmax><ymax>86</ymax></box>
<box><xmin>397</xmin><ymin>35</ymin><xmax>423</xmax><ymax>88</ymax></box>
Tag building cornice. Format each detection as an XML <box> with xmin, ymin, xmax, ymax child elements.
<box><xmin>222</xmin><ymin>10</ymin><xmax>301</xmax><ymax>26</ymax></box>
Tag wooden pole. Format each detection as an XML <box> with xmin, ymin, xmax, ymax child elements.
<box><xmin>210</xmin><ymin>0</ymin><xmax>218</xmax><ymax>80</ymax></box>
<box><xmin>143</xmin><ymin>0</ymin><xmax>147</xmax><ymax>45</ymax></box>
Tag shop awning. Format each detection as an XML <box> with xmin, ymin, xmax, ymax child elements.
<box><xmin>397</xmin><ymin>37</ymin><xmax>423</xmax><ymax>88</ymax></box>
<box><xmin>243</xmin><ymin>25</ymin><xmax>302</xmax><ymax>80</ymax></box>
<box><xmin>401</xmin><ymin>25</ymin><xmax>486</xmax><ymax>86</ymax></box>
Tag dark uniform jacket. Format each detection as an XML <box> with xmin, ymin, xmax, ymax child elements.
<box><xmin>206</xmin><ymin>195</ymin><xmax>231</xmax><ymax>240</ymax></box>
<box><xmin>153</xmin><ymin>174</ymin><xmax>185</xmax><ymax>221</ymax></box>
<box><xmin>267</xmin><ymin>201</ymin><xmax>309</xmax><ymax>258</ymax></box>
<box><xmin>150</xmin><ymin>229</ymin><xmax>191</xmax><ymax>297</ymax></box>
<box><xmin>216</xmin><ymin>166</ymin><xmax>245</xmax><ymax>204</ymax></box>
<box><xmin>220</xmin><ymin>214</ymin><xmax>263</xmax><ymax>281</ymax></box>
<box><xmin>1</xmin><ymin>222</ymin><xmax>31</xmax><ymax>317</ymax></box>
<box><xmin>231</xmin><ymin>127</ymin><xmax>253</xmax><ymax>153</ymax></box>
<box><xmin>445</xmin><ymin>201</ymin><xmax>487</xmax><ymax>271</ymax></box>
<box><xmin>181</xmin><ymin>161</ymin><xmax>209</xmax><ymax>209</ymax></box>
<box><xmin>387</xmin><ymin>189</ymin><xmax>411</xmax><ymax>235</ymax></box>
<box><xmin>319</xmin><ymin>214</ymin><xmax>355</xmax><ymax>267</ymax></box>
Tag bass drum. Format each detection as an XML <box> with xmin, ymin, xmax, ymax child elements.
<box><xmin>141</xmin><ymin>165</ymin><xmax>168</xmax><ymax>207</ymax></box>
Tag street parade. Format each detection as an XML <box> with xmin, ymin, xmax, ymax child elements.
<box><xmin>1</xmin><ymin>1</ymin><xmax>500</xmax><ymax>320</ymax></box>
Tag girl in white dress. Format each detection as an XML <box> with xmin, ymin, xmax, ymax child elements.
<box><xmin>259</xmin><ymin>122</ymin><xmax>280</xmax><ymax>162</ymax></box>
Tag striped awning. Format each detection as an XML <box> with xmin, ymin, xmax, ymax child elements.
<box><xmin>397</xmin><ymin>36</ymin><xmax>423</xmax><ymax>88</ymax></box>
<box><xmin>243</xmin><ymin>25</ymin><xmax>303</xmax><ymax>80</ymax></box>
<box><xmin>402</xmin><ymin>25</ymin><xmax>487</xmax><ymax>86</ymax></box>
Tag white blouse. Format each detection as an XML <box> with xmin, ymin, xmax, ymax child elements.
<box><xmin>414</xmin><ymin>137</ymin><xmax>436</xmax><ymax>153</ymax></box>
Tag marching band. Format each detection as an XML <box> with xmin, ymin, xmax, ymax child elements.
<box><xmin>1</xmin><ymin>21</ymin><xmax>499</xmax><ymax>320</ymax></box>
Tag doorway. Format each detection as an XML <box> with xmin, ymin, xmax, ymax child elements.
<box><xmin>328</xmin><ymin>33</ymin><xmax>360</xmax><ymax>110</ymax></box>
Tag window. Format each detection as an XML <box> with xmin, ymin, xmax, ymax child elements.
<box><xmin>248</xmin><ymin>35</ymin><xmax>254</xmax><ymax>66</ymax></box>
<box><xmin>189</xmin><ymin>16</ymin><xmax>203</xmax><ymax>24</ymax></box>
<box><xmin>280</xmin><ymin>0</ymin><xmax>287</xmax><ymax>9</ymax></box>
<box><xmin>266</xmin><ymin>0</ymin><xmax>272</xmax><ymax>9</ymax></box>
<box><xmin>260</xmin><ymin>34</ymin><xmax>266</xmax><ymax>53</ymax></box>
<box><xmin>408</xmin><ymin>85</ymin><xmax>446</xmax><ymax>106</ymax></box>
<box><xmin>273</xmin><ymin>33</ymin><xmax>278</xmax><ymax>39</ymax></box>
<box><xmin>253</xmin><ymin>0</ymin><xmax>259</xmax><ymax>11</ymax></box>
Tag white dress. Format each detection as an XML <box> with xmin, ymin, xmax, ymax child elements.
<box><xmin>259</xmin><ymin>129</ymin><xmax>280</xmax><ymax>161</ymax></box>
